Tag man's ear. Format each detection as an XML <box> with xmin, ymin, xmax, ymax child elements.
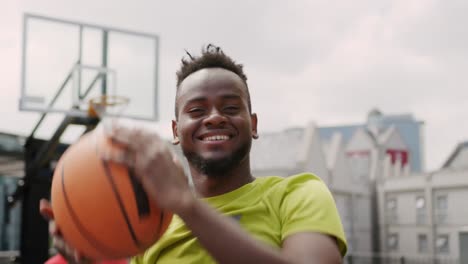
<box><xmin>172</xmin><ymin>120</ymin><xmax>180</xmax><ymax>145</ymax></box>
<box><xmin>251</xmin><ymin>113</ymin><xmax>259</xmax><ymax>139</ymax></box>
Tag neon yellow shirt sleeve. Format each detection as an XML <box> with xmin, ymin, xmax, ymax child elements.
<box><xmin>279</xmin><ymin>173</ymin><xmax>347</xmax><ymax>256</ymax></box>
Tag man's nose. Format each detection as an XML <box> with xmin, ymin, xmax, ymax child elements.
<box><xmin>203</xmin><ymin>109</ymin><xmax>227</xmax><ymax>127</ymax></box>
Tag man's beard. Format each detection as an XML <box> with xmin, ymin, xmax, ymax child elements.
<box><xmin>183</xmin><ymin>141</ymin><xmax>251</xmax><ymax>178</ymax></box>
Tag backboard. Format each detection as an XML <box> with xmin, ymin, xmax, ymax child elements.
<box><xmin>19</xmin><ymin>13</ymin><xmax>159</xmax><ymax>121</ymax></box>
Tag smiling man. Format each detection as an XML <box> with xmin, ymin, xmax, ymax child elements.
<box><xmin>42</xmin><ymin>44</ymin><xmax>347</xmax><ymax>264</ymax></box>
<box><xmin>174</xmin><ymin>66</ymin><xmax>257</xmax><ymax>188</ymax></box>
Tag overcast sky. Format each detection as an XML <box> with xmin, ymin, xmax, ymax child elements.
<box><xmin>1</xmin><ymin>0</ymin><xmax>467</xmax><ymax>171</ymax></box>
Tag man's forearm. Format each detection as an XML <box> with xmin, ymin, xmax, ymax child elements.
<box><xmin>176</xmin><ymin>196</ymin><xmax>291</xmax><ymax>264</ymax></box>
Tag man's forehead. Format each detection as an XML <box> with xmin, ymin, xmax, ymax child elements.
<box><xmin>177</xmin><ymin>68</ymin><xmax>248</xmax><ymax>100</ymax></box>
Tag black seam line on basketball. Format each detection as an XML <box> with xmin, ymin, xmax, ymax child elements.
<box><xmin>159</xmin><ymin>211</ymin><xmax>164</xmax><ymax>235</ymax></box>
<box><xmin>153</xmin><ymin>211</ymin><xmax>164</xmax><ymax>241</ymax></box>
<box><xmin>60</xmin><ymin>160</ymin><xmax>119</xmax><ymax>256</ymax></box>
<box><xmin>95</xmin><ymin>131</ymin><xmax>150</xmax><ymax>218</ymax></box>
<box><xmin>128</xmin><ymin>168</ymin><xmax>151</xmax><ymax>217</ymax></box>
<box><xmin>158</xmin><ymin>209</ymin><xmax>168</xmax><ymax>239</ymax></box>
<box><xmin>101</xmin><ymin>160</ymin><xmax>143</xmax><ymax>249</ymax></box>
<box><xmin>95</xmin><ymin>132</ymin><xmax>143</xmax><ymax>248</ymax></box>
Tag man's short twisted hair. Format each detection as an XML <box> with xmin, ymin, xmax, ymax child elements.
<box><xmin>175</xmin><ymin>44</ymin><xmax>251</xmax><ymax>117</ymax></box>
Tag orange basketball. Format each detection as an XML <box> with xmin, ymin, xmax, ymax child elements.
<box><xmin>51</xmin><ymin>129</ymin><xmax>172</xmax><ymax>260</ymax></box>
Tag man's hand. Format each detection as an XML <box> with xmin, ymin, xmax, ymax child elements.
<box><xmin>105</xmin><ymin>124</ymin><xmax>195</xmax><ymax>215</ymax></box>
<box><xmin>39</xmin><ymin>199</ymin><xmax>93</xmax><ymax>264</ymax></box>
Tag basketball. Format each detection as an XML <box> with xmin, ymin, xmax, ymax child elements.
<box><xmin>50</xmin><ymin>128</ymin><xmax>173</xmax><ymax>260</ymax></box>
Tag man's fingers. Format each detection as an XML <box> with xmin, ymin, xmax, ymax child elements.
<box><xmin>172</xmin><ymin>154</ymin><xmax>185</xmax><ymax>172</ymax></box>
<box><xmin>103</xmin><ymin>124</ymin><xmax>168</xmax><ymax>171</ymax></box>
<box><xmin>172</xmin><ymin>155</ymin><xmax>189</xmax><ymax>184</ymax></box>
<box><xmin>107</xmin><ymin>123</ymin><xmax>162</xmax><ymax>150</ymax></box>
<box><xmin>107</xmin><ymin>123</ymin><xmax>137</xmax><ymax>146</ymax></box>
<box><xmin>101</xmin><ymin>142</ymin><xmax>133</xmax><ymax>167</ymax></box>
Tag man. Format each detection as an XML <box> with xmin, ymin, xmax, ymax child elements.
<box><xmin>41</xmin><ymin>44</ymin><xmax>347</xmax><ymax>263</ymax></box>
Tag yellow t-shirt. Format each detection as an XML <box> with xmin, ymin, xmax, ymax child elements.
<box><xmin>131</xmin><ymin>173</ymin><xmax>347</xmax><ymax>263</ymax></box>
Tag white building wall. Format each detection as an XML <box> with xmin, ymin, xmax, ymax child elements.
<box><xmin>329</xmin><ymin>139</ymin><xmax>354</xmax><ymax>192</ymax></box>
<box><xmin>443</xmin><ymin>189</ymin><xmax>468</xmax><ymax>225</ymax></box>
<box><xmin>302</xmin><ymin>123</ymin><xmax>329</xmax><ymax>183</ymax></box>
<box><xmin>379</xmin><ymin>165</ymin><xmax>468</xmax><ymax>261</ymax></box>
<box><xmin>352</xmin><ymin>194</ymin><xmax>372</xmax><ymax>253</ymax></box>
<box><xmin>328</xmin><ymin>132</ymin><xmax>373</xmax><ymax>254</ymax></box>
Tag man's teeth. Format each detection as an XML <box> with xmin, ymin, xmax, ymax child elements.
<box><xmin>203</xmin><ymin>135</ymin><xmax>229</xmax><ymax>141</ymax></box>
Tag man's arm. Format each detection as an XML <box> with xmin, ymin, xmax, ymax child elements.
<box><xmin>282</xmin><ymin>233</ymin><xmax>342</xmax><ymax>264</ymax></box>
<box><xmin>176</xmin><ymin>192</ymin><xmax>342</xmax><ymax>264</ymax></box>
<box><xmin>110</xmin><ymin>126</ymin><xmax>343</xmax><ymax>264</ymax></box>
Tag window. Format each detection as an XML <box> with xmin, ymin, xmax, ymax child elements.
<box><xmin>415</xmin><ymin>196</ymin><xmax>426</xmax><ymax>224</ymax></box>
<box><xmin>387</xmin><ymin>233</ymin><xmax>399</xmax><ymax>251</ymax></box>
<box><xmin>386</xmin><ymin>198</ymin><xmax>398</xmax><ymax>223</ymax></box>
<box><xmin>436</xmin><ymin>234</ymin><xmax>449</xmax><ymax>254</ymax></box>
<box><xmin>418</xmin><ymin>234</ymin><xmax>428</xmax><ymax>253</ymax></box>
<box><xmin>435</xmin><ymin>195</ymin><xmax>448</xmax><ymax>224</ymax></box>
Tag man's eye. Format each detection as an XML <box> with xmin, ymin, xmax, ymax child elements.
<box><xmin>224</xmin><ymin>106</ymin><xmax>239</xmax><ymax>113</ymax></box>
<box><xmin>188</xmin><ymin>108</ymin><xmax>204</xmax><ymax>114</ymax></box>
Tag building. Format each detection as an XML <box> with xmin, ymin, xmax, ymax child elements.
<box><xmin>250</xmin><ymin>110</ymin><xmax>465</xmax><ymax>263</ymax></box>
<box><xmin>251</xmin><ymin>123</ymin><xmax>328</xmax><ymax>179</ymax></box>
<box><xmin>377</xmin><ymin>141</ymin><xmax>468</xmax><ymax>263</ymax></box>
<box><xmin>319</xmin><ymin>109</ymin><xmax>425</xmax><ymax>173</ymax></box>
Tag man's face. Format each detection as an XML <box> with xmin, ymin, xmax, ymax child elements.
<box><xmin>172</xmin><ymin>68</ymin><xmax>257</xmax><ymax>177</ymax></box>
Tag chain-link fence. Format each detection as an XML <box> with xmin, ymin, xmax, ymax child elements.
<box><xmin>346</xmin><ymin>253</ymin><xmax>459</xmax><ymax>264</ymax></box>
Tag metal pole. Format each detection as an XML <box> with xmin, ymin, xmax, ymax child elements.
<box><xmin>25</xmin><ymin>13</ymin><xmax>157</xmax><ymax>39</ymax></box>
<box><xmin>20</xmin><ymin>15</ymin><xmax>28</xmax><ymax>110</ymax></box>
<box><xmin>101</xmin><ymin>30</ymin><xmax>108</xmax><ymax>96</ymax></box>
<box><xmin>77</xmin><ymin>25</ymin><xmax>83</xmax><ymax>102</ymax></box>
<box><xmin>153</xmin><ymin>36</ymin><xmax>159</xmax><ymax>120</ymax></box>
<box><xmin>19</xmin><ymin>168</ymin><xmax>51</xmax><ymax>264</ymax></box>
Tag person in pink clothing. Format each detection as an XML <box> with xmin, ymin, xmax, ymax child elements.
<box><xmin>45</xmin><ymin>254</ymin><xmax>128</xmax><ymax>264</ymax></box>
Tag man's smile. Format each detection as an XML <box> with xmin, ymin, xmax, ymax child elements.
<box><xmin>197</xmin><ymin>130</ymin><xmax>235</xmax><ymax>142</ymax></box>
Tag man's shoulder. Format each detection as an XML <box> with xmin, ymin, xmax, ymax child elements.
<box><xmin>254</xmin><ymin>173</ymin><xmax>326</xmax><ymax>196</ymax></box>
<box><xmin>256</xmin><ymin>173</ymin><xmax>323</xmax><ymax>186</ymax></box>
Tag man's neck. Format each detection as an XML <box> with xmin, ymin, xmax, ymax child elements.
<box><xmin>190</xmin><ymin>160</ymin><xmax>254</xmax><ymax>198</ymax></box>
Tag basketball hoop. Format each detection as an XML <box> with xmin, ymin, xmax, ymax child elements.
<box><xmin>88</xmin><ymin>95</ymin><xmax>130</xmax><ymax>119</ymax></box>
